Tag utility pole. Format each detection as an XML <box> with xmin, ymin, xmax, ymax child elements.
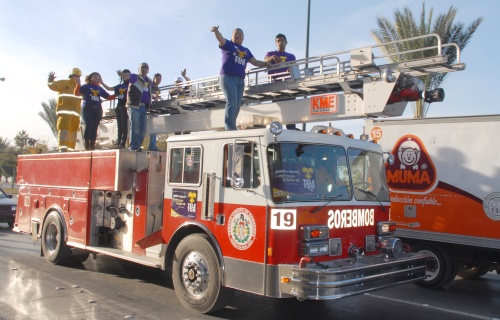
<box><xmin>305</xmin><ymin>0</ymin><xmax>311</xmax><ymax>68</ymax></box>
<box><xmin>303</xmin><ymin>0</ymin><xmax>311</xmax><ymax>131</ymax></box>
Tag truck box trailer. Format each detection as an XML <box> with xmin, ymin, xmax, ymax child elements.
<box><xmin>365</xmin><ymin>115</ymin><xmax>500</xmax><ymax>288</ymax></box>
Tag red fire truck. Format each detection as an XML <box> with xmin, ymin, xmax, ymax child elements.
<box><xmin>14</xmin><ymin>34</ymin><xmax>463</xmax><ymax>313</ymax></box>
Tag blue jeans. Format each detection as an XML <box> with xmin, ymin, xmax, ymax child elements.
<box><xmin>148</xmin><ymin>133</ymin><xmax>158</xmax><ymax>151</ymax></box>
<box><xmin>129</xmin><ymin>106</ymin><xmax>147</xmax><ymax>150</ymax></box>
<box><xmin>220</xmin><ymin>75</ymin><xmax>245</xmax><ymax>130</ymax></box>
<box><xmin>82</xmin><ymin>105</ymin><xmax>102</xmax><ymax>141</ymax></box>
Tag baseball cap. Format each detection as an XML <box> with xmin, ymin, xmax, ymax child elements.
<box><xmin>139</xmin><ymin>62</ymin><xmax>149</xmax><ymax>68</ymax></box>
<box><xmin>174</xmin><ymin>76</ymin><xmax>183</xmax><ymax>82</ymax></box>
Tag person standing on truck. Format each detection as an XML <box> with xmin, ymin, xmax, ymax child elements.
<box><xmin>168</xmin><ymin>69</ymin><xmax>191</xmax><ymax>98</ymax></box>
<box><xmin>264</xmin><ymin>33</ymin><xmax>298</xmax><ymax>130</ymax></box>
<box><xmin>102</xmin><ymin>69</ymin><xmax>130</xmax><ymax>148</ymax></box>
<box><xmin>118</xmin><ymin>62</ymin><xmax>153</xmax><ymax>151</ymax></box>
<box><xmin>211</xmin><ymin>26</ymin><xmax>272</xmax><ymax>131</ymax></box>
<box><xmin>47</xmin><ymin>68</ymin><xmax>82</xmax><ymax>152</ymax></box>
<box><xmin>148</xmin><ymin>73</ymin><xmax>162</xmax><ymax>151</ymax></box>
<box><xmin>74</xmin><ymin>72</ymin><xmax>116</xmax><ymax>150</ymax></box>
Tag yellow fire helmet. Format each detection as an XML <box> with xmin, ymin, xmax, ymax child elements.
<box><xmin>69</xmin><ymin>67</ymin><xmax>82</xmax><ymax>77</ymax></box>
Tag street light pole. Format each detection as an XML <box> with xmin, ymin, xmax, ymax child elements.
<box><xmin>305</xmin><ymin>0</ymin><xmax>311</xmax><ymax>68</ymax></box>
<box><xmin>303</xmin><ymin>0</ymin><xmax>311</xmax><ymax>131</ymax></box>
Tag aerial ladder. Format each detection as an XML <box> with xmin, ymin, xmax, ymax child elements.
<box><xmin>98</xmin><ymin>33</ymin><xmax>464</xmax><ymax>143</ymax></box>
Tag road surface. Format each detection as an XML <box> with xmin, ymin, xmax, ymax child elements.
<box><xmin>1</xmin><ymin>223</ymin><xmax>499</xmax><ymax>320</ymax></box>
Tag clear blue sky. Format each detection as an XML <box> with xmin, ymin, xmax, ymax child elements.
<box><xmin>0</xmin><ymin>0</ymin><xmax>495</xmax><ymax>147</ymax></box>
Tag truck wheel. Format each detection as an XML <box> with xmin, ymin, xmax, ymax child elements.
<box><xmin>412</xmin><ymin>243</ymin><xmax>457</xmax><ymax>289</ymax></box>
<box><xmin>457</xmin><ymin>262</ymin><xmax>490</xmax><ymax>279</ymax></box>
<box><xmin>41</xmin><ymin>212</ymin><xmax>71</xmax><ymax>265</ymax></box>
<box><xmin>172</xmin><ymin>234</ymin><xmax>234</xmax><ymax>313</ymax></box>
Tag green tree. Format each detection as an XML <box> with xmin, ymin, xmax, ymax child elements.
<box><xmin>0</xmin><ymin>138</ymin><xmax>17</xmax><ymax>179</ymax></box>
<box><xmin>39</xmin><ymin>98</ymin><xmax>58</xmax><ymax>138</ymax></box>
<box><xmin>371</xmin><ymin>3</ymin><xmax>483</xmax><ymax>117</ymax></box>
<box><xmin>14</xmin><ymin>130</ymin><xmax>30</xmax><ymax>150</ymax></box>
<box><xmin>0</xmin><ymin>137</ymin><xmax>10</xmax><ymax>151</ymax></box>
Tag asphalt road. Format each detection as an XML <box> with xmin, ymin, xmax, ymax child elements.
<box><xmin>1</xmin><ymin>223</ymin><xmax>499</xmax><ymax>320</ymax></box>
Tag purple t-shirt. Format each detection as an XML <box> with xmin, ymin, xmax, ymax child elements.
<box><xmin>265</xmin><ymin>50</ymin><xmax>296</xmax><ymax>79</ymax></box>
<box><xmin>79</xmin><ymin>84</ymin><xmax>110</xmax><ymax>108</ymax></box>
<box><xmin>220</xmin><ymin>39</ymin><xmax>254</xmax><ymax>79</ymax></box>
<box><xmin>113</xmin><ymin>82</ymin><xmax>129</xmax><ymax>105</ymax></box>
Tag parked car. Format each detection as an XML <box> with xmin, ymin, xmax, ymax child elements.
<box><xmin>0</xmin><ymin>187</ymin><xmax>17</xmax><ymax>228</ymax></box>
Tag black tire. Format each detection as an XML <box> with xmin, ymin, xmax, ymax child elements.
<box><xmin>412</xmin><ymin>243</ymin><xmax>458</xmax><ymax>289</ymax></box>
<box><xmin>457</xmin><ymin>262</ymin><xmax>490</xmax><ymax>279</ymax></box>
<box><xmin>7</xmin><ymin>221</ymin><xmax>14</xmax><ymax>228</ymax></box>
<box><xmin>41</xmin><ymin>212</ymin><xmax>71</xmax><ymax>265</ymax></box>
<box><xmin>172</xmin><ymin>234</ymin><xmax>234</xmax><ymax>314</ymax></box>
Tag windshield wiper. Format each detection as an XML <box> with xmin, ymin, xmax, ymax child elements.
<box><xmin>310</xmin><ymin>194</ymin><xmax>343</xmax><ymax>214</ymax></box>
<box><xmin>356</xmin><ymin>188</ymin><xmax>386</xmax><ymax>212</ymax></box>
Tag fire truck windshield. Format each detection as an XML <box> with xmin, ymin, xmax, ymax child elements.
<box><xmin>267</xmin><ymin>143</ymin><xmax>389</xmax><ymax>203</ymax></box>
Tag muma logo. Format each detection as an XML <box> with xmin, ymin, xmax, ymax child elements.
<box><xmin>386</xmin><ymin>135</ymin><xmax>436</xmax><ymax>192</ymax></box>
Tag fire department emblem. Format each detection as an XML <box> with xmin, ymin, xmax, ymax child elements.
<box><xmin>227</xmin><ymin>208</ymin><xmax>256</xmax><ymax>250</ymax></box>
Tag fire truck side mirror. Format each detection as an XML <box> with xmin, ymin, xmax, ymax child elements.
<box><xmin>230</xmin><ymin>144</ymin><xmax>245</xmax><ymax>189</ymax></box>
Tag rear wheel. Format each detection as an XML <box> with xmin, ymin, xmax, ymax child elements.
<box><xmin>7</xmin><ymin>221</ymin><xmax>14</xmax><ymax>228</ymax></box>
<box><xmin>412</xmin><ymin>243</ymin><xmax>458</xmax><ymax>289</ymax></box>
<box><xmin>41</xmin><ymin>212</ymin><xmax>71</xmax><ymax>265</ymax></box>
<box><xmin>172</xmin><ymin>234</ymin><xmax>234</xmax><ymax>313</ymax></box>
<box><xmin>457</xmin><ymin>262</ymin><xmax>490</xmax><ymax>279</ymax></box>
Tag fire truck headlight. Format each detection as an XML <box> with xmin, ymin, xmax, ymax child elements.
<box><xmin>377</xmin><ymin>221</ymin><xmax>396</xmax><ymax>235</ymax></box>
<box><xmin>269</xmin><ymin>121</ymin><xmax>283</xmax><ymax>135</ymax></box>
<box><xmin>300</xmin><ymin>225</ymin><xmax>329</xmax><ymax>241</ymax></box>
<box><xmin>301</xmin><ymin>242</ymin><xmax>329</xmax><ymax>256</ymax></box>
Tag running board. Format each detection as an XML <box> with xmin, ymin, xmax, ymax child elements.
<box><xmin>85</xmin><ymin>246</ymin><xmax>162</xmax><ymax>268</ymax></box>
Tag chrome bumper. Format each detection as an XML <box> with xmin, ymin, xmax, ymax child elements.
<box><xmin>279</xmin><ymin>253</ymin><xmax>426</xmax><ymax>300</ymax></box>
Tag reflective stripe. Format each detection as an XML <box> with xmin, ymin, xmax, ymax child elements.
<box><xmin>59</xmin><ymin>93</ymin><xmax>82</xmax><ymax>99</ymax></box>
<box><xmin>56</xmin><ymin>110</ymin><xmax>81</xmax><ymax>117</ymax></box>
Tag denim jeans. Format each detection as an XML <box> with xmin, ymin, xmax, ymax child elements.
<box><xmin>129</xmin><ymin>106</ymin><xmax>147</xmax><ymax>150</ymax></box>
<box><xmin>82</xmin><ymin>105</ymin><xmax>103</xmax><ymax>141</ymax></box>
<box><xmin>148</xmin><ymin>133</ymin><xmax>158</xmax><ymax>151</ymax></box>
<box><xmin>115</xmin><ymin>103</ymin><xmax>128</xmax><ymax>146</ymax></box>
<box><xmin>220</xmin><ymin>75</ymin><xmax>245</xmax><ymax>130</ymax></box>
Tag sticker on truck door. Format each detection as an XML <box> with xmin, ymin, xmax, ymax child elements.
<box><xmin>385</xmin><ymin>135</ymin><xmax>437</xmax><ymax>193</ymax></box>
<box><xmin>484</xmin><ymin>192</ymin><xmax>500</xmax><ymax>220</ymax></box>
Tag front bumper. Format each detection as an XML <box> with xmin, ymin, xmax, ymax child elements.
<box><xmin>279</xmin><ymin>252</ymin><xmax>426</xmax><ymax>300</ymax></box>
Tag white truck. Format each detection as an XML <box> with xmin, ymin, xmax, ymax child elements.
<box><xmin>365</xmin><ymin>115</ymin><xmax>500</xmax><ymax>288</ymax></box>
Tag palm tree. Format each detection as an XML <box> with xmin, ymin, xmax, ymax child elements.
<box><xmin>371</xmin><ymin>3</ymin><xmax>483</xmax><ymax>117</ymax></box>
<box><xmin>0</xmin><ymin>137</ymin><xmax>10</xmax><ymax>151</ymax></box>
<box><xmin>14</xmin><ymin>130</ymin><xmax>30</xmax><ymax>150</ymax></box>
<box><xmin>39</xmin><ymin>98</ymin><xmax>58</xmax><ymax>138</ymax></box>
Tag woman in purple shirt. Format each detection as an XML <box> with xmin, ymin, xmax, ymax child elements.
<box><xmin>75</xmin><ymin>72</ymin><xmax>115</xmax><ymax>150</ymax></box>
<box><xmin>211</xmin><ymin>26</ymin><xmax>271</xmax><ymax>130</ymax></box>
